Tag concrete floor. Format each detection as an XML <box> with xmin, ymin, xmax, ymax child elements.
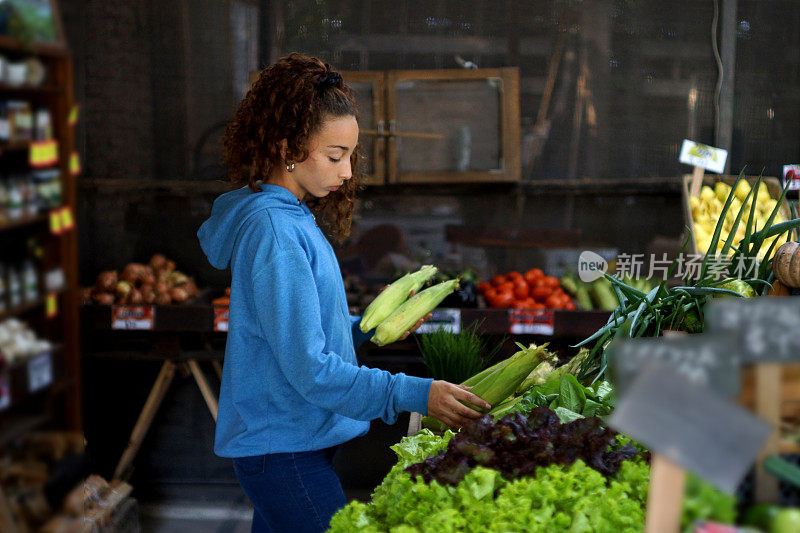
<box><xmin>134</xmin><ymin>482</ymin><xmax>373</xmax><ymax>532</ymax></box>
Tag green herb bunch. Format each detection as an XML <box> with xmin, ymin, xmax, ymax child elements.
<box><xmin>417</xmin><ymin>321</ymin><xmax>501</xmax><ymax>384</ymax></box>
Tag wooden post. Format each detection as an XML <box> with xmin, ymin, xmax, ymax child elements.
<box><xmin>113</xmin><ymin>360</ymin><xmax>176</xmax><ymax>481</ymax></box>
<box><xmin>754</xmin><ymin>363</ymin><xmax>781</xmax><ymax>502</ymax></box>
<box><xmin>689</xmin><ymin>166</ymin><xmax>705</xmax><ymax>198</ymax></box>
<box><xmin>645</xmin><ymin>454</ymin><xmax>686</xmax><ymax>533</ymax></box>
<box><xmin>716</xmin><ymin>0</ymin><xmax>738</xmax><ymax>175</ymax></box>
<box><xmin>187</xmin><ymin>359</ymin><xmax>219</xmax><ymax>422</ymax></box>
<box><xmin>212</xmin><ymin>360</ymin><xmax>224</xmax><ymax>380</ymax></box>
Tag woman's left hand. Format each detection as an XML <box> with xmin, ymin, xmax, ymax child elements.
<box><xmin>398</xmin><ymin>312</ymin><xmax>433</xmax><ymax>341</ymax></box>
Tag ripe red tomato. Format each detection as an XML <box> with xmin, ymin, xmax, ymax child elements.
<box><xmin>506</xmin><ymin>271</ymin><xmax>523</xmax><ymax>281</ymax></box>
<box><xmin>564</xmin><ymin>300</ymin><xmax>576</xmax><ymax>310</ymax></box>
<box><xmin>512</xmin><ymin>300</ymin><xmax>528</xmax><ymax>309</ymax></box>
<box><xmin>513</xmin><ymin>279</ymin><xmax>530</xmax><ymax>300</ymax></box>
<box><xmin>497</xmin><ymin>281</ymin><xmax>515</xmax><ymax>293</ymax></box>
<box><xmin>532</xmin><ymin>286</ymin><xmax>553</xmax><ymax>302</ymax></box>
<box><xmin>545</xmin><ymin>294</ymin><xmax>562</xmax><ymax>309</ymax></box>
<box><xmin>541</xmin><ymin>276</ymin><xmax>560</xmax><ymax>289</ymax></box>
<box><xmin>490</xmin><ymin>290</ymin><xmax>515</xmax><ymax>308</ymax></box>
<box><xmin>524</xmin><ymin>268</ymin><xmax>544</xmax><ymax>284</ymax></box>
<box><xmin>491</xmin><ymin>274</ymin><xmax>507</xmax><ymax>287</ymax></box>
<box><xmin>484</xmin><ymin>287</ymin><xmax>498</xmax><ymax>302</ymax></box>
<box><xmin>477</xmin><ymin>281</ymin><xmax>492</xmax><ymax>294</ymax></box>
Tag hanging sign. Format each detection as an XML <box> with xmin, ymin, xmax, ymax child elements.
<box><xmin>609</xmin><ymin>358</ymin><xmax>772</xmax><ymax>494</ymax></box>
<box><xmin>706</xmin><ymin>298</ymin><xmax>800</xmax><ymax>363</ymax></box>
<box><xmin>508</xmin><ymin>308</ymin><xmax>555</xmax><ymax>335</ymax></box>
<box><xmin>608</xmin><ymin>334</ymin><xmax>741</xmax><ymax>398</ymax></box>
<box><xmin>415</xmin><ymin>308</ymin><xmax>461</xmax><ymax>334</ymax></box>
<box><xmin>679</xmin><ymin>139</ymin><xmax>728</xmax><ymax>174</ymax></box>
<box><xmin>112</xmin><ymin>305</ymin><xmax>155</xmax><ymax>330</ymax></box>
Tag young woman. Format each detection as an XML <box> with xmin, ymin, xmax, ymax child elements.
<box><xmin>197</xmin><ymin>53</ymin><xmax>490</xmax><ymax>533</ymax></box>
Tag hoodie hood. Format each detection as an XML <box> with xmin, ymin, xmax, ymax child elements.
<box><xmin>197</xmin><ymin>184</ymin><xmax>311</xmax><ymax>269</ymax></box>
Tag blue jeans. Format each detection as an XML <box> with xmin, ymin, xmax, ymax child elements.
<box><xmin>233</xmin><ymin>446</ymin><xmax>347</xmax><ymax>533</ymax></box>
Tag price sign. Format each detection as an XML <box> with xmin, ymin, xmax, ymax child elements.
<box><xmin>783</xmin><ymin>165</ymin><xmax>800</xmax><ymax>192</ymax></box>
<box><xmin>214</xmin><ymin>306</ymin><xmax>229</xmax><ymax>332</ymax></box>
<box><xmin>112</xmin><ymin>305</ymin><xmax>155</xmax><ymax>330</ymax></box>
<box><xmin>706</xmin><ymin>299</ymin><xmax>800</xmax><ymax>363</ymax></box>
<box><xmin>46</xmin><ymin>293</ymin><xmax>58</xmax><ymax>319</ymax></box>
<box><xmin>609</xmin><ymin>358</ymin><xmax>772</xmax><ymax>494</ymax></box>
<box><xmin>415</xmin><ymin>308</ymin><xmax>461</xmax><ymax>334</ymax></box>
<box><xmin>679</xmin><ymin>139</ymin><xmax>728</xmax><ymax>174</ymax></box>
<box><xmin>49</xmin><ymin>209</ymin><xmax>63</xmax><ymax>235</ymax></box>
<box><xmin>508</xmin><ymin>309</ymin><xmax>555</xmax><ymax>335</ymax></box>
<box><xmin>0</xmin><ymin>373</ymin><xmax>10</xmax><ymax>411</ymax></box>
<box><xmin>59</xmin><ymin>207</ymin><xmax>75</xmax><ymax>232</ymax></box>
<box><xmin>609</xmin><ymin>334</ymin><xmax>740</xmax><ymax>398</ymax></box>
<box><xmin>70</xmin><ymin>151</ymin><xmax>81</xmax><ymax>176</ymax></box>
<box><xmin>68</xmin><ymin>104</ymin><xmax>80</xmax><ymax>127</ymax></box>
<box><xmin>28</xmin><ymin>353</ymin><xmax>53</xmax><ymax>393</ymax></box>
<box><xmin>29</xmin><ymin>139</ymin><xmax>59</xmax><ymax>168</ymax></box>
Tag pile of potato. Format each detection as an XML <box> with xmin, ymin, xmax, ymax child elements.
<box><xmin>85</xmin><ymin>254</ymin><xmax>199</xmax><ymax>305</ymax></box>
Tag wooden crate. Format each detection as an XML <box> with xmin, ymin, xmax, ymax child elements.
<box><xmin>680</xmin><ymin>174</ymin><xmax>794</xmax><ymax>256</ymax></box>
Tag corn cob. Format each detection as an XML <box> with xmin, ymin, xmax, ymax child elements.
<box><xmin>360</xmin><ymin>265</ymin><xmax>438</xmax><ymax>333</ymax></box>
<box><xmin>421</xmin><ymin>343</ymin><xmax>547</xmax><ymax>431</ymax></box>
<box><xmin>370</xmin><ymin>279</ymin><xmax>459</xmax><ymax>346</ymax></box>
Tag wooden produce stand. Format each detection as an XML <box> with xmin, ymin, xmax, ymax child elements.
<box><xmin>80</xmin><ymin>301</ymin><xmax>224</xmax><ymax>481</ymax></box>
<box><xmin>680</xmin><ymin>173</ymin><xmax>794</xmax><ymax>256</ymax></box>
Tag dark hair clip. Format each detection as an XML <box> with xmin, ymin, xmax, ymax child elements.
<box><xmin>317</xmin><ymin>71</ymin><xmax>342</xmax><ymax>89</ymax></box>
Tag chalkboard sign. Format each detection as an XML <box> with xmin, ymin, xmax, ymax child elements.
<box><xmin>609</xmin><ymin>358</ymin><xmax>772</xmax><ymax>494</ymax></box>
<box><xmin>706</xmin><ymin>298</ymin><xmax>800</xmax><ymax>363</ymax></box>
<box><xmin>609</xmin><ymin>334</ymin><xmax>741</xmax><ymax>399</ymax></box>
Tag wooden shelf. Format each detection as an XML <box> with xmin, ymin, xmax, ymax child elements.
<box><xmin>0</xmin><ymin>413</ymin><xmax>50</xmax><ymax>448</ymax></box>
<box><xmin>0</xmin><ymin>82</ymin><xmax>63</xmax><ymax>96</ymax></box>
<box><xmin>0</xmin><ymin>212</ymin><xmax>49</xmax><ymax>233</ymax></box>
<box><xmin>0</xmin><ymin>35</ymin><xmax>69</xmax><ymax>58</ymax></box>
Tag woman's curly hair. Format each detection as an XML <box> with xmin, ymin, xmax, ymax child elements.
<box><xmin>222</xmin><ymin>52</ymin><xmax>363</xmax><ymax>242</ymax></box>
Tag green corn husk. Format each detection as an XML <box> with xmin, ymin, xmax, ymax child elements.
<box><xmin>370</xmin><ymin>279</ymin><xmax>459</xmax><ymax>346</ymax></box>
<box><xmin>421</xmin><ymin>343</ymin><xmax>548</xmax><ymax>431</ymax></box>
<box><xmin>360</xmin><ymin>265</ymin><xmax>438</xmax><ymax>333</ymax></box>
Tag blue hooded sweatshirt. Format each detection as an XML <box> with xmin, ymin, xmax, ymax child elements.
<box><xmin>197</xmin><ymin>184</ymin><xmax>432</xmax><ymax>458</ymax></box>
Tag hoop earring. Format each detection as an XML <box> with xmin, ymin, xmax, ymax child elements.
<box><xmin>286</xmin><ymin>162</ymin><xmax>295</xmax><ymax>172</ymax></box>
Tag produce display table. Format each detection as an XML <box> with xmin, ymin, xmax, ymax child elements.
<box><xmin>81</xmin><ymin>299</ymin><xmax>610</xmax><ymax>481</ymax></box>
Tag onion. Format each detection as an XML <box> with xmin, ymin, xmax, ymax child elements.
<box><xmin>149</xmin><ymin>253</ymin><xmax>168</xmax><ymax>272</ymax></box>
<box><xmin>155</xmin><ymin>292</ymin><xmax>172</xmax><ymax>305</ymax></box>
<box><xmin>128</xmin><ymin>289</ymin><xmax>144</xmax><ymax>304</ymax></box>
<box><xmin>169</xmin><ymin>287</ymin><xmax>189</xmax><ymax>303</ymax></box>
<box><xmin>116</xmin><ymin>281</ymin><xmax>133</xmax><ymax>299</ymax></box>
<box><xmin>92</xmin><ymin>292</ymin><xmax>116</xmax><ymax>305</ymax></box>
<box><xmin>95</xmin><ymin>271</ymin><xmax>118</xmax><ymax>292</ymax></box>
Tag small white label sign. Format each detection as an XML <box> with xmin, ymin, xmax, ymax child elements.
<box><xmin>28</xmin><ymin>353</ymin><xmax>53</xmax><ymax>393</ymax></box>
<box><xmin>679</xmin><ymin>140</ymin><xmax>728</xmax><ymax>174</ymax></box>
<box><xmin>415</xmin><ymin>309</ymin><xmax>461</xmax><ymax>334</ymax></box>
<box><xmin>783</xmin><ymin>165</ymin><xmax>800</xmax><ymax>191</ymax></box>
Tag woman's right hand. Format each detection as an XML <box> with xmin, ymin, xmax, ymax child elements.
<box><xmin>427</xmin><ymin>380</ymin><xmax>491</xmax><ymax>429</ymax></box>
